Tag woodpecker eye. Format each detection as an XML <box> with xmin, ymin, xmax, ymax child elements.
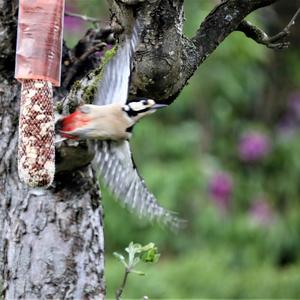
<box><xmin>142</xmin><ymin>100</ymin><xmax>148</xmax><ymax>105</ymax></box>
<box><xmin>123</xmin><ymin>105</ymin><xmax>130</xmax><ymax>112</ymax></box>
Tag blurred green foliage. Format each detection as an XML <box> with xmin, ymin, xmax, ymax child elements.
<box><xmin>66</xmin><ymin>0</ymin><xmax>300</xmax><ymax>298</ymax></box>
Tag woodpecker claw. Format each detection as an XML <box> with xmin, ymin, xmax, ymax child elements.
<box><xmin>59</xmin><ymin>130</ymin><xmax>80</xmax><ymax>140</ymax></box>
<box><xmin>55</xmin><ymin>136</ymin><xmax>67</xmax><ymax>144</ymax></box>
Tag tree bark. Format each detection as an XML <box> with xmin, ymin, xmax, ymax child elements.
<box><xmin>112</xmin><ymin>0</ymin><xmax>281</xmax><ymax>103</ymax></box>
<box><xmin>0</xmin><ymin>1</ymin><xmax>105</xmax><ymax>299</ymax></box>
<box><xmin>0</xmin><ymin>0</ymin><xmax>289</xmax><ymax>298</ymax></box>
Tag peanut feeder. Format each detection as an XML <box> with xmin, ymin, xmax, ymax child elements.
<box><xmin>15</xmin><ymin>0</ymin><xmax>65</xmax><ymax>187</ymax></box>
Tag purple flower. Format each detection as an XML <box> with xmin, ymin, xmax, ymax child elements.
<box><xmin>276</xmin><ymin>91</ymin><xmax>300</xmax><ymax>139</ymax></box>
<box><xmin>277</xmin><ymin>113</ymin><xmax>298</xmax><ymax>139</ymax></box>
<box><xmin>64</xmin><ymin>16</ymin><xmax>84</xmax><ymax>33</ymax></box>
<box><xmin>287</xmin><ymin>91</ymin><xmax>300</xmax><ymax>120</ymax></box>
<box><xmin>249</xmin><ymin>198</ymin><xmax>273</xmax><ymax>226</ymax></box>
<box><xmin>64</xmin><ymin>4</ymin><xmax>84</xmax><ymax>33</ymax></box>
<box><xmin>208</xmin><ymin>171</ymin><xmax>233</xmax><ymax>211</ymax></box>
<box><xmin>238</xmin><ymin>131</ymin><xmax>271</xmax><ymax>162</ymax></box>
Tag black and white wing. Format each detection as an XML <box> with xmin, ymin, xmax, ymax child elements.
<box><xmin>93</xmin><ymin>21</ymin><xmax>139</xmax><ymax>106</ymax></box>
<box><xmin>92</xmin><ymin>141</ymin><xmax>185</xmax><ymax>231</ymax></box>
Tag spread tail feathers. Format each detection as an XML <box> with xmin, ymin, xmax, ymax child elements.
<box><xmin>92</xmin><ymin>140</ymin><xmax>186</xmax><ymax>231</ymax></box>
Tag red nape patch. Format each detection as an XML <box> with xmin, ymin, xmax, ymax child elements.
<box><xmin>60</xmin><ymin>111</ymin><xmax>90</xmax><ymax>139</ymax></box>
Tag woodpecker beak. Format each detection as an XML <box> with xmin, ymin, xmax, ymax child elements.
<box><xmin>152</xmin><ymin>103</ymin><xmax>168</xmax><ymax>110</ymax></box>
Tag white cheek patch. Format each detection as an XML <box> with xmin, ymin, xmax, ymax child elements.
<box><xmin>129</xmin><ymin>99</ymin><xmax>156</xmax><ymax>112</ymax></box>
<box><xmin>129</xmin><ymin>102</ymin><xmax>146</xmax><ymax>111</ymax></box>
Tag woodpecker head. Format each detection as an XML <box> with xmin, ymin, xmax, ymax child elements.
<box><xmin>123</xmin><ymin>98</ymin><xmax>167</xmax><ymax>122</ymax></box>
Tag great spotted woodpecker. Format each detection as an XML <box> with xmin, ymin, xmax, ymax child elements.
<box><xmin>60</xmin><ymin>100</ymin><xmax>167</xmax><ymax>141</ymax></box>
<box><xmin>59</xmin><ymin>21</ymin><xmax>184</xmax><ymax>230</ymax></box>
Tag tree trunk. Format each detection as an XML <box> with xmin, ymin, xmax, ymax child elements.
<box><xmin>0</xmin><ymin>1</ymin><xmax>105</xmax><ymax>299</ymax></box>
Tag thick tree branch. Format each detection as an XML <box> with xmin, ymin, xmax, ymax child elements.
<box><xmin>236</xmin><ymin>8</ymin><xmax>300</xmax><ymax>49</ymax></box>
<box><xmin>62</xmin><ymin>42</ymin><xmax>107</xmax><ymax>88</ymax></box>
<box><xmin>182</xmin><ymin>0</ymin><xmax>280</xmax><ymax>91</ymax></box>
<box><xmin>192</xmin><ymin>0</ymin><xmax>278</xmax><ymax>51</ymax></box>
<box><xmin>61</xmin><ymin>23</ymin><xmax>122</xmax><ymax>89</ymax></box>
<box><xmin>118</xmin><ymin>0</ymin><xmax>146</xmax><ymax>5</ymax></box>
<box><xmin>109</xmin><ymin>0</ymin><xmax>286</xmax><ymax>104</ymax></box>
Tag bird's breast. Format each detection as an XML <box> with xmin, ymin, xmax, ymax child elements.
<box><xmin>88</xmin><ymin>108</ymin><xmax>133</xmax><ymax>140</ymax></box>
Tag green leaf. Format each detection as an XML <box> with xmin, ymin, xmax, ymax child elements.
<box><xmin>140</xmin><ymin>246</ymin><xmax>160</xmax><ymax>263</ymax></box>
<box><xmin>140</xmin><ymin>243</ymin><xmax>155</xmax><ymax>252</ymax></box>
<box><xmin>130</xmin><ymin>269</ymin><xmax>146</xmax><ymax>276</ymax></box>
<box><xmin>113</xmin><ymin>252</ymin><xmax>128</xmax><ymax>268</ymax></box>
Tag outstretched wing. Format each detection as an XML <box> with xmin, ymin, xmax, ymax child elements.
<box><xmin>94</xmin><ymin>21</ymin><xmax>139</xmax><ymax>106</ymax></box>
<box><xmin>92</xmin><ymin>140</ymin><xmax>185</xmax><ymax>231</ymax></box>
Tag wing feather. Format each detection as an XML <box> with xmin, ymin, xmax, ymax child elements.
<box><xmin>92</xmin><ymin>140</ymin><xmax>185</xmax><ymax>231</ymax></box>
<box><xmin>94</xmin><ymin>21</ymin><xmax>140</xmax><ymax>106</ymax></box>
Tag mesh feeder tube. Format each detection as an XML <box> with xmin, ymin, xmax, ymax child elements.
<box><xmin>15</xmin><ymin>0</ymin><xmax>65</xmax><ymax>187</ymax></box>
